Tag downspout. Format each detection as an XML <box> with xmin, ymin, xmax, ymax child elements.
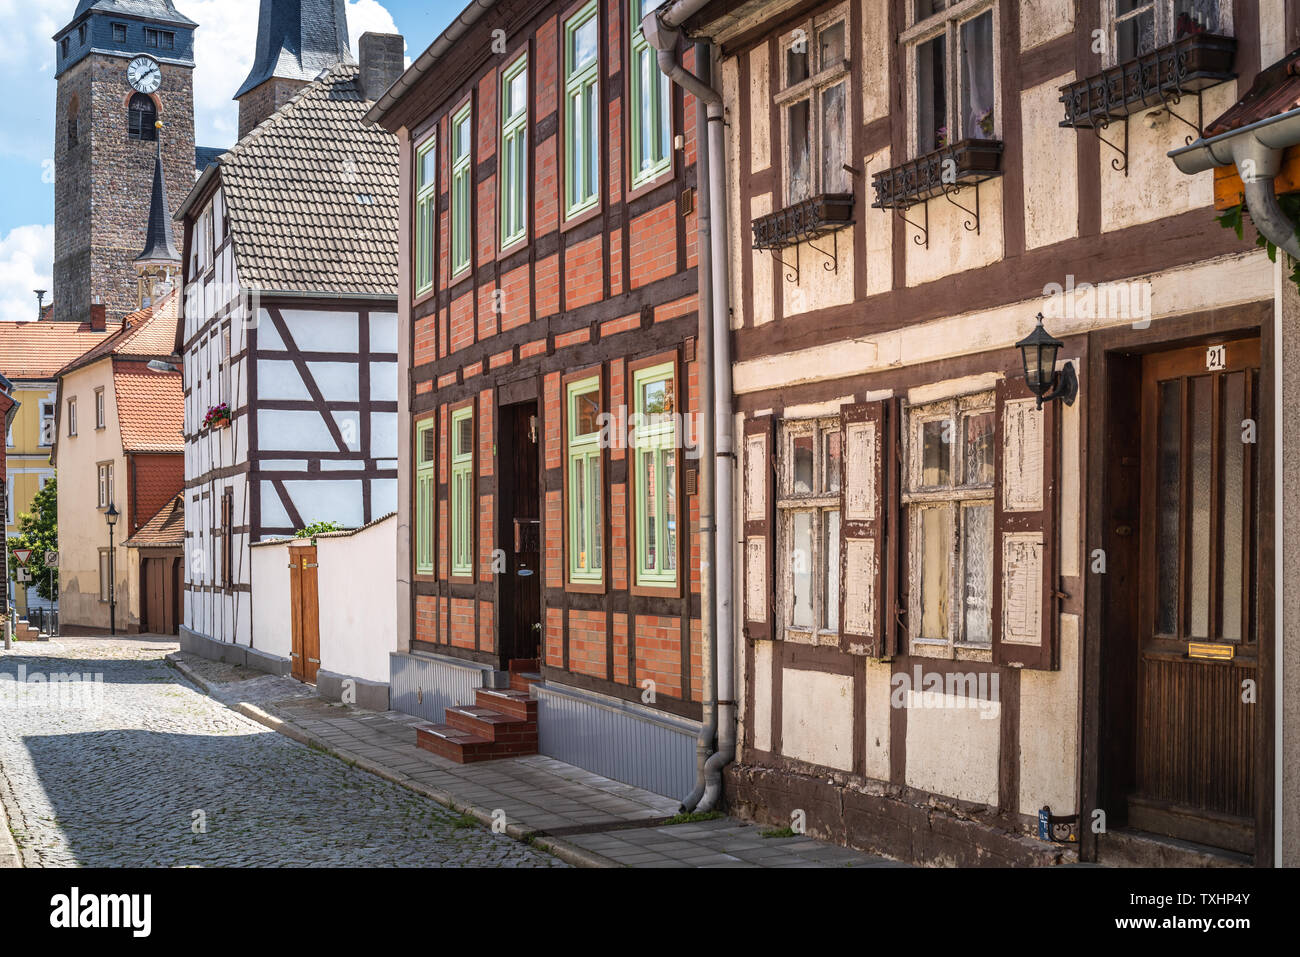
<box><xmin>643</xmin><ymin>5</ymin><xmax>735</xmax><ymax>814</ymax></box>
<box><xmin>680</xmin><ymin>40</ymin><xmax>716</xmax><ymax>813</ymax></box>
<box><xmin>1171</xmin><ymin>104</ymin><xmax>1300</xmax><ymax>865</ymax></box>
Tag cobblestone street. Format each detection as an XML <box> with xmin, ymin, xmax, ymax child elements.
<box><xmin>0</xmin><ymin>637</ymin><xmax>564</xmax><ymax>868</ymax></box>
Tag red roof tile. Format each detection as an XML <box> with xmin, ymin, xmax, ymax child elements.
<box><xmin>55</xmin><ymin>292</ymin><xmax>180</xmax><ymax>378</ymax></box>
<box><xmin>0</xmin><ymin>319</ymin><xmax>115</xmax><ymax>381</ymax></box>
<box><xmin>124</xmin><ymin>493</ymin><xmax>184</xmax><ymax>548</ymax></box>
<box><xmin>1205</xmin><ymin>48</ymin><xmax>1300</xmax><ymax>137</ymax></box>
<box><xmin>113</xmin><ymin>360</ymin><xmax>184</xmax><ymax>453</ymax></box>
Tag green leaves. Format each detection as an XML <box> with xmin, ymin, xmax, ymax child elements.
<box><xmin>8</xmin><ymin>475</ymin><xmax>58</xmax><ymax>601</ymax></box>
<box><xmin>1214</xmin><ymin>194</ymin><xmax>1300</xmax><ymax>291</ymax></box>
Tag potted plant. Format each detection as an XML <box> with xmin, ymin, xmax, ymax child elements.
<box><xmin>203</xmin><ymin>403</ymin><xmax>232</xmax><ymax>431</ymax></box>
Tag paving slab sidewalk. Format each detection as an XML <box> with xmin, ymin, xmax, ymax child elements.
<box><xmin>167</xmin><ymin>651</ymin><xmax>901</xmax><ymax>869</ymax></box>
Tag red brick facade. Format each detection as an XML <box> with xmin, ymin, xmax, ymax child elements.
<box><xmin>383</xmin><ymin>0</ymin><xmax>704</xmax><ymax>720</ymax></box>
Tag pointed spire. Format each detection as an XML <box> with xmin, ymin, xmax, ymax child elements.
<box><xmin>136</xmin><ymin>138</ymin><xmax>181</xmax><ymax>266</ymax></box>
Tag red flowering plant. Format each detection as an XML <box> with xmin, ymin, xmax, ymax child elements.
<box><xmin>203</xmin><ymin>403</ymin><xmax>232</xmax><ymax>430</ymax></box>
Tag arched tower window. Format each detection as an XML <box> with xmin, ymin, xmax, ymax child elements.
<box><xmin>128</xmin><ymin>93</ymin><xmax>157</xmax><ymax>141</ymax></box>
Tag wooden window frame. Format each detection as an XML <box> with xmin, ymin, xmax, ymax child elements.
<box><xmin>563</xmin><ymin>367</ymin><xmax>606</xmax><ymax>592</ymax></box>
<box><xmin>901</xmin><ymin>390</ymin><xmax>996</xmax><ymax>660</ymax></box>
<box><xmin>902</xmin><ymin>0</ymin><xmax>1000</xmax><ymax>158</ymax></box>
<box><xmin>97</xmin><ymin>460</ymin><xmax>115</xmax><ymax>511</ymax></box>
<box><xmin>128</xmin><ymin>93</ymin><xmax>158</xmax><ymax>141</ymax></box>
<box><xmin>415</xmin><ymin>131</ymin><xmax>438</xmax><ymax>296</ymax></box>
<box><xmin>221</xmin><ymin>489</ymin><xmax>233</xmax><ymax>590</ymax></box>
<box><xmin>774</xmin><ymin>3</ymin><xmax>853</xmax><ymax>205</ymax></box>
<box><xmin>449</xmin><ymin>401</ymin><xmax>476</xmax><ymax>581</ymax></box>
<box><xmin>450</xmin><ymin>102</ymin><xmax>474</xmax><ymax>278</ymax></box>
<box><xmin>563</xmin><ymin>0</ymin><xmax>602</xmax><ymax>220</ymax></box>
<box><xmin>629</xmin><ymin>0</ymin><xmax>674</xmax><ymax>189</ymax></box>
<box><xmin>414</xmin><ymin>414</ymin><xmax>437</xmax><ymax>578</ymax></box>
<box><xmin>65</xmin><ymin>398</ymin><xmax>77</xmax><ymax>439</ymax></box>
<box><xmin>94</xmin><ymin>387</ymin><xmax>105</xmax><ymax>430</ymax></box>
<box><xmin>628</xmin><ymin>353</ymin><xmax>682</xmax><ymax>596</ymax></box>
<box><xmin>776</xmin><ymin>417</ymin><xmax>842</xmax><ymax>645</ymax></box>
<box><xmin>112</xmin><ymin>23</ymin><xmax>127</xmax><ymax>43</ymax></box>
<box><xmin>1100</xmin><ymin>0</ymin><xmax>1232</xmax><ymax>67</ymax></box>
<box><xmin>499</xmin><ymin>53</ymin><xmax>530</xmax><ymax>251</ymax></box>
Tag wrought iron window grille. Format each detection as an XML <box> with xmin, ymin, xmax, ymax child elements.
<box><xmin>1058</xmin><ymin>32</ymin><xmax>1236</xmax><ymax>176</ymax></box>
<box><xmin>750</xmin><ymin>192</ymin><xmax>855</xmax><ymax>284</ymax></box>
<box><xmin>870</xmin><ymin>139</ymin><xmax>1004</xmax><ymax>248</ymax></box>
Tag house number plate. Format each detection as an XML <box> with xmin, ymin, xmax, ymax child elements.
<box><xmin>1206</xmin><ymin>344</ymin><xmax>1227</xmax><ymax>371</ymax></box>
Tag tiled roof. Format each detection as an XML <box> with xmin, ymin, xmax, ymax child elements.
<box><xmin>55</xmin><ymin>292</ymin><xmax>180</xmax><ymax>378</ymax></box>
<box><xmin>1206</xmin><ymin>47</ymin><xmax>1300</xmax><ymax>136</ymax></box>
<box><xmin>113</xmin><ymin>360</ymin><xmax>184</xmax><ymax>453</ymax></box>
<box><xmin>123</xmin><ymin>493</ymin><xmax>185</xmax><ymax>548</ymax></box>
<box><xmin>0</xmin><ymin>320</ymin><xmax>114</xmax><ymax>381</ymax></box>
<box><xmin>216</xmin><ymin>64</ymin><xmax>399</xmax><ymax>297</ymax></box>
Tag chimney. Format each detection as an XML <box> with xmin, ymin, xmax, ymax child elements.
<box><xmin>90</xmin><ymin>302</ymin><xmax>107</xmax><ymax>332</ymax></box>
<box><xmin>358</xmin><ymin>33</ymin><xmax>405</xmax><ymax>102</ymax></box>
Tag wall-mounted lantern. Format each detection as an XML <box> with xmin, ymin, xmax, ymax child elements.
<box><xmin>1016</xmin><ymin>314</ymin><xmax>1078</xmax><ymax>409</ymax></box>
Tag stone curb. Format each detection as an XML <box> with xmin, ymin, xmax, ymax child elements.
<box><xmin>165</xmin><ymin>653</ymin><xmax>621</xmax><ymax>869</ymax></box>
<box><xmin>0</xmin><ymin>774</ymin><xmax>22</xmax><ymax>868</ymax></box>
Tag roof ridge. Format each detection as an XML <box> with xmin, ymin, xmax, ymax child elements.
<box><xmin>222</xmin><ymin>63</ymin><xmax>362</xmax><ymax>163</ymax></box>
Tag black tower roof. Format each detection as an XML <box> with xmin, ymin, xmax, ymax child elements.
<box><xmin>136</xmin><ymin>146</ymin><xmax>181</xmax><ymax>265</ymax></box>
<box><xmin>235</xmin><ymin>0</ymin><xmax>353</xmax><ymax>100</ymax></box>
<box><xmin>71</xmin><ymin>0</ymin><xmax>197</xmax><ymax>29</ymax></box>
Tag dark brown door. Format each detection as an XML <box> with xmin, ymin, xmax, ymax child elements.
<box><xmin>289</xmin><ymin>546</ymin><xmax>321</xmax><ymax>684</ymax></box>
<box><xmin>141</xmin><ymin>557</ymin><xmax>179</xmax><ymax>634</ymax></box>
<box><xmin>1132</xmin><ymin>338</ymin><xmax>1260</xmax><ymax>853</ymax></box>
<box><xmin>498</xmin><ymin>400</ymin><xmax>541</xmax><ymax>665</ymax></box>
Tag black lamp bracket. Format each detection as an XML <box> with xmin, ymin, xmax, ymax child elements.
<box><xmin>1038</xmin><ymin>361</ymin><xmax>1079</xmax><ymax>409</ymax></box>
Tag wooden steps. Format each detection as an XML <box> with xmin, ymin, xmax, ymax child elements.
<box><xmin>415</xmin><ymin>686</ymin><xmax>538</xmax><ymax>763</ymax></box>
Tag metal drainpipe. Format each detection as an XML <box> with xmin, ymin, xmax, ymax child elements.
<box><xmin>642</xmin><ymin>12</ymin><xmax>735</xmax><ymax>813</ymax></box>
<box><xmin>680</xmin><ymin>40</ymin><xmax>717</xmax><ymax>813</ymax></box>
<box><xmin>1171</xmin><ymin>105</ymin><xmax>1300</xmax><ymax>865</ymax></box>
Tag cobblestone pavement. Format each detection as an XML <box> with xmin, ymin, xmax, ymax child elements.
<box><xmin>0</xmin><ymin>638</ymin><xmax>564</xmax><ymax>868</ymax></box>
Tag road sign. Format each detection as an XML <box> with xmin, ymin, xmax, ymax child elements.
<box><xmin>14</xmin><ymin>549</ymin><xmax>32</xmax><ymax>567</ymax></box>
<box><xmin>44</xmin><ymin>551</ymin><xmax>58</xmax><ymax>569</ymax></box>
<box><xmin>16</xmin><ymin>569</ymin><xmax>32</xmax><ymax>583</ymax></box>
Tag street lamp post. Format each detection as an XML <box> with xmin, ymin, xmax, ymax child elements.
<box><xmin>106</xmin><ymin>504</ymin><xmax>119</xmax><ymax>636</ymax></box>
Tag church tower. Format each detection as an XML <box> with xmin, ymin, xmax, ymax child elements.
<box><xmin>53</xmin><ymin>1</ymin><xmax>197</xmax><ymax>326</ymax></box>
<box><xmin>236</xmin><ymin>0</ymin><xmax>354</xmax><ymax>139</ymax></box>
<box><xmin>135</xmin><ymin>140</ymin><xmax>183</xmax><ymax>310</ymax></box>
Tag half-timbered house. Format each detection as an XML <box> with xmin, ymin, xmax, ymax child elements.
<box><xmin>175</xmin><ymin>24</ymin><xmax>405</xmax><ymax>683</ymax></box>
<box><xmin>368</xmin><ymin>0</ymin><xmax>707</xmax><ymax>796</ymax></box>
<box><xmin>660</xmin><ymin>0</ymin><xmax>1291</xmax><ymax>865</ymax></box>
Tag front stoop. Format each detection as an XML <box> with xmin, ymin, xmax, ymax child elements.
<box><xmin>415</xmin><ymin>687</ymin><xmax>538</xmax><ymax>763</ymax></box>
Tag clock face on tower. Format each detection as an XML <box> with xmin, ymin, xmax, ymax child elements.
<box><xmin>127</xmin><ymin>56</ymin><xmax>162</xmax><ymax>95</ymax></box>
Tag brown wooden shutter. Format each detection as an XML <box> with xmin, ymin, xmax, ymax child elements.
<box><xmin>992</xmin><ymin>376</ymin><xmax>1060</xmax><ymax>671</ymax></box>
<box><xmin>742</xmin><ymin>415</ymin><xmax>776</xmax><ymax>641</ymax></box>
<box><xmin>839</xmin><ymin>400</ymin><xmax>892</xmax><ymax>657</ymax></box>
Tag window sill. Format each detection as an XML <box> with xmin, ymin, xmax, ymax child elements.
<box><xmin>565</xmin><ymin>578</ymin><xmax>606</xmax><ymax>595</ymax></box>
<box><xmin>1060</xmin><ymin>33</ymin><xmax>1236</xmax><ymax>130</ymax></box>
<box><xmin>561</xmin><ymin>199</ymin><xmax>603</xmax><ymax>234</ymax></box>
<box><xmin>871</xmin><ymin>139</ymin><xmax>1004</xmax><ymax>212</ymax></box>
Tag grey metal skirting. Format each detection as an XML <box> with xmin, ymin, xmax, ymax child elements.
<box><xmin>534</xmin><ymin>683</ymin><xmax>699</xmax><ymax>799</ymax></box>
<box><xmin>389</xmin><ymin>651</ymin><xmax>491</xmax><ymax>723</ymax></box>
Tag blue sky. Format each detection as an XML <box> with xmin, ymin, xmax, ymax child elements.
<box><xmin>0</xmin><ymin>0</ymin><xmax>462</xmax><ymax>324</ymax></box>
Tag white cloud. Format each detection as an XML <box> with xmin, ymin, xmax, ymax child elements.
<box><xmin>0</xmin><ymin>225</ymin><xmax>55</xmax><ymax>325</ymax></box>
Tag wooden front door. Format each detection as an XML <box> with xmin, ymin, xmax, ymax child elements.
<box><xmin>140</xmin><ymin>556</ymin><xmax>180</xmax><ymax>635</ymax></box>
<box><xmin>289</xmin><ymin>546</ymin><xmax>321</xmax><ymax>684</ymax></box>
<box><xmin>497</xmin><ymin>400</ymin><xmax>542</xmax><ymax>665</ymax></box>
<box><xmin>1132</xmin><ymin>338</ymin><xmax>1260</xmax><ymax>853</ymax></box>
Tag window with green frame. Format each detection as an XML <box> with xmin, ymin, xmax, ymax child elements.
<box><xmin>500</xmin><ymin>55</ymin><xmax>528</xmax><ymax>248</ymax></box>
<box><xmin>566</xmin><ymin>376</ymin><xmax>603</xmax><ymax>583</ymax></box>
<box><xmin>415</xmin><ymin>135</ymin><xmax>437</xmax><ymax>294</ymax></box>
<box><xmin>632</xmin><ymin>362</ymin><xmax>678</xmax><ymax>587</ymax></box>
<box><xmin>451</xmin><ymin>104</ymin><xmax>473</xmax><ymax>275</ymax></box>
<box><xmin>415</xmin><ymin>418</ymin><xmax>436</xmax><ymax>575</ymax></box>
<box><xmin>564</xmin><ymin>2</ymin><xmax>600</xmax><ymax>217</ymax></box>
<box><xmin>450</xmin><ymin>406</ymin><xmax>474</xmax><ymax>577</ymax></box>
<box><xmin>630</xmin><ymin>0</ymin><xmax>672</xmax><ymax>186</ymax></box>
